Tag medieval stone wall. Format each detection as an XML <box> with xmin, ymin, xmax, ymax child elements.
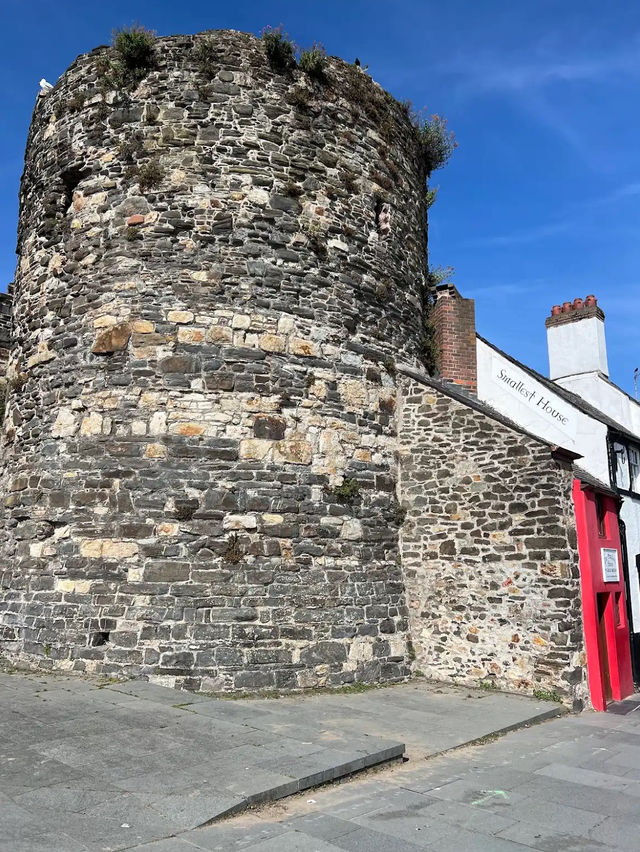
<box><xmin>398</xmin><ymin>373</ymin><xmax>589</xmax><ymax>709</ymax></box>
<box><xmin>0</xmin><ymin>31</ymin><xmax>428</xmax><ymax>690</ymax></box>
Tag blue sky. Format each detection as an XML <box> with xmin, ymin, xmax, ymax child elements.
<box><xmin>2</xmin><ymin>0</ymin><xmax>639</xmax><ymax>391</ymax></box>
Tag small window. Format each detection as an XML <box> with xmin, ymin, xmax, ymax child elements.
<box><xmin>614</xmin><ymin>442</ymin><xmax>630</xmax><ymax>491</ymax></box>
<box><xmin>630</xmin><ymin>446</ymin><xmax>640</xmax><ymax>493</ymax></box>
<box><xmin>595</xmin><ymin>493</ymin><xmax>606</xmax><ymax>538</ymax></box>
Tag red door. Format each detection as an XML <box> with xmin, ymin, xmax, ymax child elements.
<box><xmin>573</xmin><ymin>480</ymin><xmax>634</xmax><ymax>711</ymax></box>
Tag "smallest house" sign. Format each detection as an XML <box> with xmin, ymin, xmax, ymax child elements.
<box><xmin>601</xmin><ymin>548</ymin><xmax>620</xmax><ymax>583</ymax></box>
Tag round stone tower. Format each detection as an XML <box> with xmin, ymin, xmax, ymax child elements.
<box><xmin>0</xmin><ymin>30</ymin><xmax>429</xmax><ymax>691</ymax></box>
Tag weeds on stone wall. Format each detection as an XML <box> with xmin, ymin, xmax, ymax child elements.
<box><xmin>67</xmin><ymin>92</ymin><xmax>86</xmax><ymax>114</ymax></box>
<box><xmin>392</xmin><ymin>504</ymin><xmax>407</xmax><ymax>526</ymax></box>
<box><xmin>303</xmin><ymin>219</ymin><xmax>327</xmax><ymax>257</ymax></box>
<box><xmin>117</xmin><ymin>134</ymin><xmax>145</xmax><ymax>163</ymax></box>
<box><xmin>288</xmin><ymin>86</ymin><xmax>312</xmax><ymax>111</ymax></box>
<box><xmin>299</xmin><ymin>43</ymin><xmax>327</xmax><ymax>81</ymax></box>
<box><xmin>341</xmin><ymin>171</ymin><xmax>359</xmax><ymax>194</ymax></box>
<box><xmin>382</xmin><ymin>356</ymin><xmax>397</xmax><ymax>377</ymax></box>
<box><xmin>96</xmin><ymin>24</ymin><xmax>156</xmax><ymax>98</ymax></box>
<box><xmin>420</xmin><ymin>265</ymin><xmax>455</xmax><ymax>375</ymax></box>
<box><xmin>406</xmin><ymin>638</ymin><xmax>417</xmax><ymax>661</ymax></box>
<box><xmin>375</xmin><ymin>280</ymin><xmax>391</xmax><ymax>303</ymax></box>
<box><xmin>125</xmin><ymin>227</ymin><xmax>142</xmax><ymax>242</ymax></box>
<box><xmin>223</xmin><ymin>532</ymin><xmax>244</xmax><ymax>564</ymax></box>
<box><xmin>346</xmin><ymin>66</ymin><xmax>386</xmax><ymax>124</ymax></box>
<box><xmin>533</xmin><ymin>687</ymin><xmax>564</xmax><ymax>703</ymax></box>
<box><xmin>262</xmin><ymin>26</ymin><xmax>297</xmax><ymax>72</ymax></box>
<box><xmin>283</xmin><ymin>180</ymin><xmax>304</xmax><ymax>198</ymax></box>
<box><xmin>113</xmin><ymin>25</ymin><xmax>157</xmax><ymax>81</ymax></box>
<box><xmin>328</xmin><ymin>478</ymin><xmax>361</xmax><ymax>505</ymax></box>
<box><xmin>402</xmin><ymin>102</ymin><xmax>457</xmax><ymax>177</ymax></box>
<box><xmin>193</xmin><ymin>35</ymin><xmax>218</xmax><ymax>79</ymax></box>
<box><xmin>132</xmin><ymin>160</ymin><xmax>164</xmax><ymax>192</ymax></box>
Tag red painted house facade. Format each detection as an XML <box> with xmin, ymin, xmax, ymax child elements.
<box><xmin>573</xmin><ymin>478</ymin><xmax>634</xmax><ymax>710</ymax></box>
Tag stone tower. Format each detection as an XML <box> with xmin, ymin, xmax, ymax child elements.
<box><xmin>0</xmin><ymin>30</ymin><xmax>430</xmax><ymax>691</ymax></box>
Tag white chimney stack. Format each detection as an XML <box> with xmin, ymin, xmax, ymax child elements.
<box><xmin>546</xmin><ymin>295</ymin><xmax>609</xmax><ymax>380</ymax></box>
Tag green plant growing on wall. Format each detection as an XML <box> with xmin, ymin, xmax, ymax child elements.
<box><xmin>113</xmin><ymin>24</ymin><xmax>157</xmax><ymax>79</ymax></box>
<box><xmin>427</xmin><ymin>265</ymin><xmax>454</xmax><ymax>291</ymax></box>
<box><xmin>136</xmin><ymin>160</ymin><xmax>164</xmax><ymax>192</ymax></box>
<box><xmin>393</xmin><ymin>504</ymin><xmax>407</xmax><ymax>526</ymax></box>
<box><xmin>330</xmin><ymin>478</ymin><xmax>361</xmax><ymax>505</ymax></box>
<box><xmin>426</xmin><ymin>186</ymin><xmax>439</xmax><ymax>209</ymax></box>
<box><xmin>193</xmin><ymin>35</ymin><xmax>217</xmax><ymax>79</ymax></box>
<box><xmin>125</xmin><ymin>227</ymin><xmax>142</xmax><ymax>241</ymax></box>
<box><xmin>288</xmin><ymin>86</ymin><xmax>311</xmax><ymax>111</ymax></box>
<box><xmin>401</xmin><ymin>101</ymin><xmax>457</xmax><ymax>176</ymax></box>
<box><xmin>533</xmin><ymin>687</ymin><xmax>564</xmax><ymax>703</ymax></box>
<box><xmin>117</xmin><ymin>134</ymin><xmax>145</xmax><ymax>163</ymax></box>
<box><xmin>97</xmin><ymin>24</ymin><xmax>156</xmax><ymax>96</ymax></box>
<box><xmin>346</xmin><ymin>65</ymin><xmax>385</xmax><ymax>123</ymax></box>
<box><xmin>223</xmin><ymin>532</ymin><xmax>244</xmax><ymax>564</ymax></box>
<box><xmin>262</xmin><ymin>25</ymin><xmax>297</xmax><ymax>72</ymax></box>
<box><xmin>420</xmin><ymin>265</ymin><xmax>454</xmax><ymax>376</ymax></box>
<box><xmin>67</xmin><ymin>92</ymin><xmax>86</xmax><ymax>114</ymax></box>
<box><xmin>283</xmin><ymin>180</ymin><xmax>304</xmax><ymax>198</ymax></box>
<box><xmin>303</xmin><ymin>219</ymin><xmax>327</xmax><ymax>257</ymax></box>
<box><xmin>418</xmin><ymin>114</ymin><xmax>457</xmax><ymax>175</ymax></box>
<box><xmin>342</xmin><ymin>171</ymin><xmax>359</xmax><ymax>194</ymax></box>
<box><xmin>299</xmin><ymin>43</ymin><xmax>327</xmax><ymax>81</ymax></box>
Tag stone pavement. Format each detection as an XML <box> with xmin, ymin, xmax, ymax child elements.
<box><xmin>165</xmin><ymin>697</ymin><xmax>640</xmax><ymax>852</ymax></box>
<box><xmin>0</xmin><ymin>671</ymin><xmax>560</xmax><ymax>851</ymax></box>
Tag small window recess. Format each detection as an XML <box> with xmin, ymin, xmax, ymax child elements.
<box><xmin>374</xmin><ymin>197</ymin><xmax>391</xmax><ymax>235</ymax></box>
<box><xmin>595</xmin><ymin>493</ymin><xmax>606</xmax><ymax>538</ymax></box>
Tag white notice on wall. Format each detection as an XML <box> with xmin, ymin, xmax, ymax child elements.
<box><xmin>601</xmin><ymin>548</ymin><xmax>620</xmax><ymax>583</ymax></box>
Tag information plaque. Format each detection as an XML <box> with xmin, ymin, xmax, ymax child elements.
<box><xmin>601</xmin><ymin>548</ymin><xmax>620</xmax><ymax>583</ymax></box>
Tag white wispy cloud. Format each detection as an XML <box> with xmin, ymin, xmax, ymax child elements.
<box><xmin>443</xmin><ymin>35</ymin><xmax>640</xmax><ymax>96</ymax></box>
<box><xmin>441</xmin><ymin>35</ymin><xmax>640</xmax><ymax>167</ymax></box>
<box><xmin>464</xmin><ymin>179</ymin><xmax>640</xmax><ymax>248</ymax></box>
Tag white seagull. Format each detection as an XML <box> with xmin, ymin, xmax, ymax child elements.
<box><xmin>39</xmin><ymin>78</ymin><xmax>54</xmax><ymax>93</ymax></box>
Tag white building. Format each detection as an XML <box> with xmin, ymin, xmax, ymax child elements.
<box><xmin>474</xmin><ymin>294</ymin><xmax>640</xmax><ymax>679</ymax></box>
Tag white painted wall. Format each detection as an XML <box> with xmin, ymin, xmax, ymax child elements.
<box><xmin>547</xmin><ymin>316</ymin><xmax>609</xmax><ymax>379</ymax></box>
<box><xmin>477</xmin><ymin>338</ymin><xmax>611</xmax><ymax>483</ymax></box>
<box><xmin>620</xmin><ymin>498</ymin><xmax>640</xmax><ymax>633</ymax></box>
<box><xmin>556</xmin><ymin>373</ymin><xmax>640</xmax><ymax>436</ymax></box>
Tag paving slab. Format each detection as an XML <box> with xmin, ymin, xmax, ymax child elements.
<box><xmin>0</xmin><ymin>670</ymin><xmax>563</xmax><ymax>851</ymax></box>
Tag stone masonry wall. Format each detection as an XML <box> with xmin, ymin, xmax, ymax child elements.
<box><xmin>0</xmin><ymin>291</ymin><xmax>11</xmax><ymax>369</ymax></box>
<box><xmin>398</xmin><ymin>372</ymin><xmax>589</xmax><ymax>709</ymax></box>
<box><xmin>0</xmin><ymin>30</ymin><xmax>428</xmax><ymax>691</ymax></box>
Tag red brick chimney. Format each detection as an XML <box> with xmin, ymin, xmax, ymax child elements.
<box><xmin>431</xmin><ymin>283</ymin><xmax>477</xmax><ymax>393</ymax></box>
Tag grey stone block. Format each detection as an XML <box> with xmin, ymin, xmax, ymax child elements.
<box><xmin>328</xmin><ymin>825</ymin><xmax>427</xmax><ymax>851</ymax></box>
<box><xmin>496</xmin><ymin>820</ymin><xmax>608</xmax><ymax>851</ymax></box>
<box><xmin>282</xmin><ymin>813</ymin><xmax>359</xmax><ymax>841</ymax></box>
<box><xmin>188</xmin><ymin>817</ymin><xmax>289</xmax><ymax>851</ymax></box>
